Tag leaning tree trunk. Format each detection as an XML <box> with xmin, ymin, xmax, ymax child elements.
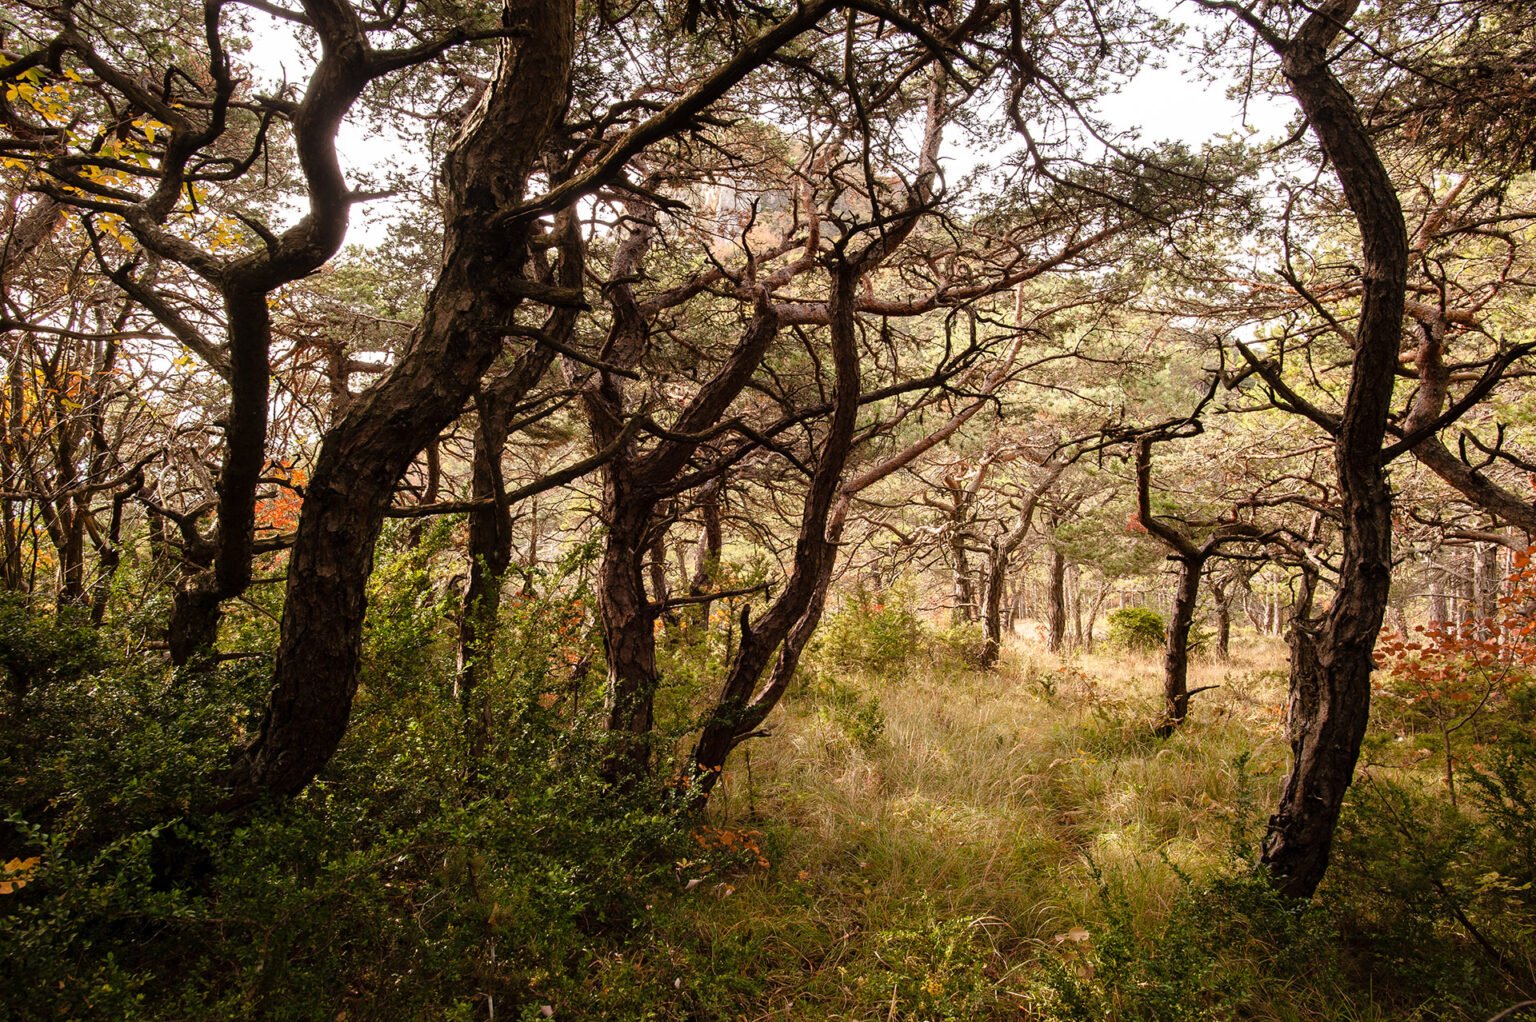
<box><xmin>227</xmin><ymin>5</ymin><xmax>576</xmax><ymax>801</ymax></box>
<box><xmin>1257</xmin><ymin>0</ymin><xmax>1407</xmax><ymax>900</ymax></box>
<box><xmin>689</xmin><ymin>263</ymin><xmax>862</xmax><ymax>802</ymax></box>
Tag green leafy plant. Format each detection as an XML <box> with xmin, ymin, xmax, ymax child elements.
<box><xmin>1106</xmin><ymin>607</ymin><xmax>1166</xmax><ymax>653</ymax></box>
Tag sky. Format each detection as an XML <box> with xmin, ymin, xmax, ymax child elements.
<box><xmin>237</xmin><ymin>3</ymin><xmax>1296</xmax><ymax>248</ymax></box>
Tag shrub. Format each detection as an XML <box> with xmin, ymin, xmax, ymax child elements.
<box><xmin>1327</xmin><ymin>757</ymin><xmax>1536</xmax><ymax>1015</ymax></box>
<box><xmin>814</xmin><ymin>583</ymin><xmax>923</xmax><ymax>672</ymax></box>
<box><xmin>809</xmin><ymin>675</ymin><xmax>888</xmax><ymax>752</ymax></box>
<box><xmin>1106</xmin><ymin>607</ymin><xmax>1165</xmax><ymax>653</ymax></box>
<box><xmin>1031</xmin><ymin>863</ymin><xmax>1344</xmax><ymax>1022</ymax></box>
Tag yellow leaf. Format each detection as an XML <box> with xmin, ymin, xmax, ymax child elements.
<box><xmin>0</xmin><ymin>856</ymin><xmax>39</xmax><ymax>895</ymax></box>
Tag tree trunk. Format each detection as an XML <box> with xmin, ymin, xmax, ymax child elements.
<box><xmin>1427</xmin><ymin>555</ymin><xmax>1450</xmax><ymax>630</ymax></box>
<box><xmin>1258</xmin><ymin>0</ymin><xmax>1407</xmax><ymax>900</ymax></box>
<box><xmin>456</xmin><ymin>344</ymin><xmax>558</xmax><ymax>708</ymax></box>
<box><xmin>687</xmin><ymin>476</ymin><xmax>725</xmax><ymax>627</ymax></box>
<box><xmin>599</xmin><ymin>476</ymin><xmax>662</xmax><ymax>776</ymax></box>
<box><xmin>1047</xmin><ymin>546</ymin><xmax>1067</xmax><ymax>653</ymax></box>
<box><xmin>948</xmin><ymin>493</ymin><xmax>977</xmax><ymax>625</ymax></box>
<box><xmin>1473</xmin><ymin>541</ymin><xmax>1501</xmax><ymax>637</ymax></box>
<box><xmin>690</xmin><ymin>262</ymin><xmax>862</xmax><ymax>800</ymax></box>
<box><xmin>1213</xmin><ymin>577</ymin><xmax>1233</xmax><ymax>660</ymax></box>
<box><xmin>979</xmin><ymin>542</ymin><xmax>1009</xmax><ymax>667</ymax></box>
<box><xmin>227</xmin><ymin>5</ymin><xmax>577</xmax><ymax>801</ymax></box>
<box><xmin>1158</xmin><ymin>553</ymin><xmax>1206</xmax><ymax>737</ymax></box>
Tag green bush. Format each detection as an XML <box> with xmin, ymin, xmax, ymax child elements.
<box><xmin>814</xmin><ymin>583</ymin><xmax>923</xmax><ymax>672</ymax></box>
<box><xmin>810</xmin><ymin>675</ymin><xmax>888</xmax><ymax>752</ymax></box>
<box><xmin>1031</xmin><ymin>863</ymin><xmax>1344</xmax><ymax>1022</ymax></box>
<box><xmin>0</xmin><ymin>538</ymin><xmax>700</xmax><ymax>1022</ymax></box>
<box><xmin>1106</xmin><ymin>607</ymin><xmax>1165</xmax><ymax>653</ymax></box>
<box><xmin>1327</xmin><ymin>742</ymin><xmax>1536</xmax><ymax>1013</ymax></box>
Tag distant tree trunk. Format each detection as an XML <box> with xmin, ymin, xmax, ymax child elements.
<box><xmin>456</xmin><ymin>342</ymin><xmax>561</xmax><ymax>708</ymax></box>
<box><xmin>1071</xmin><ymin>565</ymin><xmax>1085</xmax><ymax>648</ymax></box>
<box><xmin>687</xmin><ymin>476</ymin><xmax>725</xmax><ymax>626</ymax></box>
<box><xmin>978</xmin><ymin>550</ymin><xmax>1008</xmax><ymax>664</ymax></box>
<box><xmin>1454</xmin><ymin>547</ymin><xmax>1475</xmax><ymax>638</ymax></box>
<box><xmin>1473</xmin><ymin>541</ymin><xmax>1501</xmax><ymax>637</ymax></box>
<box><xmin>405</xmin><ymin>439</ymin><xmax>441</xmax><ymax>549</ymax></box>
<box><xmin>948</xmin><ymin>490</ymin><xmax>977</xmax><ymax>625</ymax></box>
<box><xmin>648</xmin><ymin>512</ymin><xmax>675</xmax><ymax>626</ymax></box>
<box><xmin>1213</xmin><ymin>576</ymin><xmax>1233</xmax><ymax>660</ymax></box>
<box><xmin>1243</xmin><ymin>593</ymin><xmax>1264</xmax><ymax>633</ymax></box>
<box><xmin>1047</xmin><ymin>546</ymin><xmax>1067</xmax><ymax>653</ymax></box>
<box><xmin>1158</xmin><ymin>553</ymin><xmax>1207</xmax><ymax>736</ymax></box>
<box><xmin>977</xmin><ymin>462</ymin><xmax>1063</xmax><ymax>668</ymax></box>
<box><xmin>1427</xmin><ymin>555</ymin><xmax>1450</xmax><ymax>630</ymax></box>
<box><xmin>1257</xmin><ymin>0</ymin><xmax>1407</xmax><ymax>900</ymax></box>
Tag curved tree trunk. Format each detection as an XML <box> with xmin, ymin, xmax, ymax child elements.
<box><xmin>1257</xmin><ymin>0</ymin><xmax>1407</xmax><ymax>899</ymax></box>
<box><xmin>689</xmin><ymin>263</ymin><xmax>862</xmax><ymax>800</ymax></box>
<box><xmin>227</xmin><ymin>5</ymin><xmax>577</xmax><ymax>801</ymax></box>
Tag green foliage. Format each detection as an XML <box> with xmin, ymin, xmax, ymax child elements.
<box><xmin>0</xmin><ymin>538</ymin><xmax>695</xmax><ymax>1022</ymax></box>
<box><xmin>1106</xmin><ymin>607</ymin><xmax>1165</xmax><ymax>653</ymax></box>
<box><xmin>929</xmin><ymin>621</ymin><xmax>990</xmax><ymax>668</ymax></box>
<box><xmin>813</xmin><ymin>582</ymin><xmax>923</xmax><ymax>672</ymax></box>
<box><xmin>809</xmin><ymin>674</ymin><xmax>888</xmax><ymax>752</ymax></box>
<box><xmin>0</xmin><ymin>592</ymin><xmax>102</xmax><ymax>701</ymax></box>
<box><xmin>869</xmin><ymin>913</ymin><xmax>1002</xmax><ymax>1021</ymax></box>
<box><xmin>1031</xmin><ymin>863</ymin><xmax>1344</xmax><ymax>1022</ymax></box>
<box><xmin>1328</xmin><ymin>753</ymin><xmax>1536</xmax><ymax>1012</ymax></box>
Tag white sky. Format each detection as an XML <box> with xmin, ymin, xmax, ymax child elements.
<box><xmin>240</xmin><ymin>5</ymin><xmax>1297</xmax><ymax>249</ymax></box>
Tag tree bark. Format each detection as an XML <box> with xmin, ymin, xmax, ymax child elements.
<box><xmin>1047</xmin><ymin>545</ymin><xmax>1067</xmax><ymax>653</ymax></box>
<box><xmin>1256</xmin><ymin>0</ymin><xmax>1408</xmax><ymax>900</ymax></box>
<box><xmin>228</xmin><ymin>3</ymin><xmax>577</xmax><ymax>800</ymax></box>
<box><xmin>1157</xmin><ymin>553</ymin><xmax>1207</xmax><ymax>737</ymax></box>
<box><xmin>1213</xmin><ymin>575</ymin><xmax>1233</xmax><ymax>660</ymax></box>
<box><xmin>978</xmin><ymin>461</ymin><xmax>1063</xmax><ymax>667</ymax></box>
<box><xmin>455</xmin><ymin>343</ymin><xmax>561</xmax><ymax>707</ymax></box>
<box><xmin>690</xmin><ymin>262</ymin><xmax>862</xmax><ymax>798</ymax></box>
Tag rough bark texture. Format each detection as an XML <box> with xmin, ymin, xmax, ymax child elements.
<box><xmin>1047</xmin><ymin>545</ymin><xmax>1067</xmax><ymax>653</ymax></box>
<box><xmin>229</xmin><ymin>1</ymin><xmax>576</xmax><ymax>800</ymax></box>
<box><xmin>1258</xmin><ymin>0</ymin><xmax>1408</xmax><ymax>900</ymax></box>
<box><xmin>1154</xmin><ymin>554</ymin><xmax>1204</xmax><ymax>735</ymax></box>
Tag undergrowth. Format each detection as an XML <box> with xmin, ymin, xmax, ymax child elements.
<box><xmin>3</xmin><ymin>565</ymin><xmax>1531</xmax><ymax>1019</ymax></box>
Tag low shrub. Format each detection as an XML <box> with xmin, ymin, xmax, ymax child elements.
<box><xmin>814</xmin><ymin>582</ymin><xmax>923</xmax><ymax>672</ymax></box>
<box><xmin>1106</xmin><ymin>607</ymin><xmax>1166</xmax><ymax>653</ymax></box>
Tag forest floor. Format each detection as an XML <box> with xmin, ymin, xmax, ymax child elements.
<box><xmin>597</xmin><ymin>636</ymin><xmax>1522</xmax><ymax>1021</ymax></box>
<box><xmin>8</xmin><ymin>620</ymin><xmax>1526</xmax><ymax>1020</ymax></box>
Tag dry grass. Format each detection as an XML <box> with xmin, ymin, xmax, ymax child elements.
<box><xmin>643</xmin><ymin>633</ymin><xmax>1310</xmax><ymax>1018</ymax></box>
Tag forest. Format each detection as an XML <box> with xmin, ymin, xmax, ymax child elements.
<box><xmin>2</xmin><ymin>0</ymin><xmax>1536</xmax><ymax>1017</ymax></box>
